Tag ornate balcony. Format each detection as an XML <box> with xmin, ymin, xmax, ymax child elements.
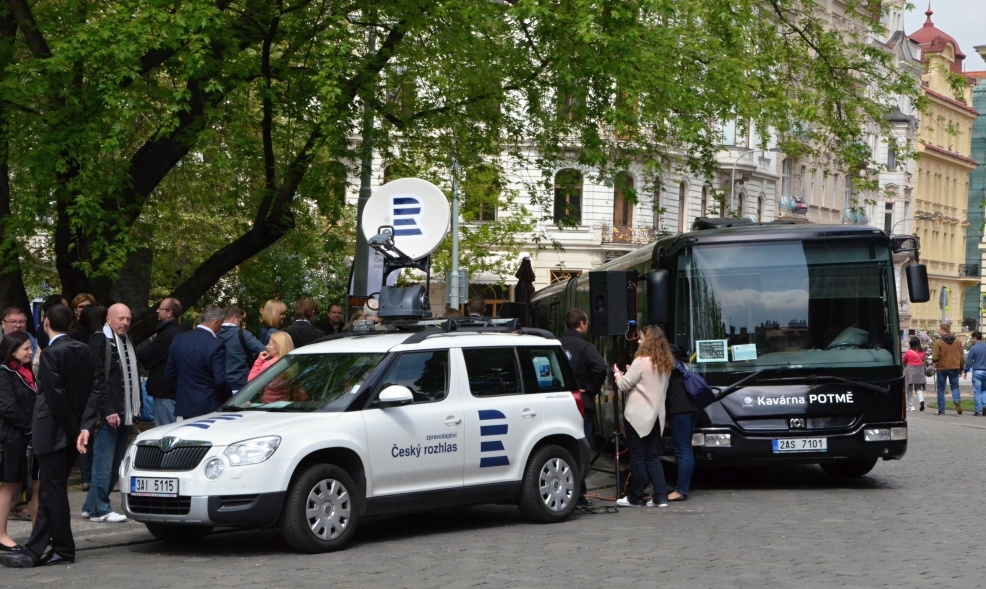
<box><xmin>601</xmin><ymin>224</ymin><xmax>660</xmax><ymax>245</ymax></box>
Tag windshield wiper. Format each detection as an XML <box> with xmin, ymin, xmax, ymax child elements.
<box><xmin>804</xmin><ymin>374</ymin><xmax>890</xmax><ymax>395</ymax></box>
<box><xmin>716</xmin><ymin>368</ymin><xmax>790</xmax><ymax>400</ymax></box>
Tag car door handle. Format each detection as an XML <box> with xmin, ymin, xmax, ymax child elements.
<box><xmin>445</xmin><ymin>416</ymin><xmax>462</xmax><ymax>426</ymax></box>
<box><xmin>521</xmin><ymin>409</ymin><xmax>537</xmax><ymax>419</ymax></box>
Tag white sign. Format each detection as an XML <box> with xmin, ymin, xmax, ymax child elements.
<box><xmin>361</xmin><ymin>178</ymin><xmax>450</xmax><ymax>260</ymax></box>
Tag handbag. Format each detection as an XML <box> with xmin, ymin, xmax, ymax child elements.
<box><xmin>674</xmin><ymin>360</ymin><xmax>717</xmax><ymax>408</ymax></box>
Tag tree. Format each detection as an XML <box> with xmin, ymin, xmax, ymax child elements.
<box><xmin>0</xmin><ymin>0</ymin><xmax>918</xmax><ymax>341</ymax></box>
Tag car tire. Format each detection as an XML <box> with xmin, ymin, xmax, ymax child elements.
<box><xmin>145</xmin><ymin>523</ymin><xmax>213</xmax><ymax>543</ymax></box>
<box><xmin>518</xmin><ymin>444</ymin><xmax>579</xmax><ymax>523</ymax></box>
<box><xmin>819</xmin><ymin>458</ymin><xmax>878</xmax><ymax>479</ymax></box>
<box><xmin>281</xmin><ymin>463</ymin><xmax>360</xmax><ymax>553</ymax></box>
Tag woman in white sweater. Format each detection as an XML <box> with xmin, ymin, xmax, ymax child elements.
<box><xmin>613</xmin><ymin>325</ymin><xmax>673</xmax><ymax>507</ymax></box>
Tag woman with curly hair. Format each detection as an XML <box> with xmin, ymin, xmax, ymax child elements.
<box><xmin>612</xmin><ymin>325</ymin><xmax>674</xmax><ymax>508</ymax></box>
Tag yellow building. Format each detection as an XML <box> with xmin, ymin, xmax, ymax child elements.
<box><xmin>908</xmin><ymin>8</ymin><xmax>979</xmax><ymax>330</ymax></box>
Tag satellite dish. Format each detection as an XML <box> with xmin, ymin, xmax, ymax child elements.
<box><xmin>361</xmin><ymin>178</ymin><xmax>450</xmax><ymax>260</ymax></box>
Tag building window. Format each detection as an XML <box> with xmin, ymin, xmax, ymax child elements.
<box><xmin>781</xmin><ymin>159</ymin><xmax>792</xmax><ymax>196</ymax></box>
<box><xmin>884</xmin><ymin>203</ymin><xmax>893</xmax><ymax>234</ymax></box>
<box><xmin>737</xmin><ymin>189</ymin><xmax>744</xmax><ymax>217</ymax></box>
<box><xmin>678</xmin><ymin>182</ymin><xmax>687</xmax><ymax>232</ymax></box>
<box><xmin>887</xmin><ymin>140</ymin><xmax>897</xmax><ymax>170</ymax></box>
<box><xmin>701</xmin><ymin>186</ymin><xmax>708</xmax><ymax>218</ymax></box>
<box><xmin>652</xmin><ymin>177</ymin><xmax>662</xmax><ymax>228</ymax></box>
<box><xmin>757</xmin><ymin>194</ymin><xmax>764</xmax><ymax>222</ymax></box>
<box><xmin>613</xmin><ymin>172</ymin><xmax>634</xmax><ymax>227</ymax></box>
<box><xmin>845</xmin><ymin>176</ymin><xmax>853</xmax><ymax>209</ymax></box>
<box><xmin>462</xmin><ymin>165</ymin><xmax>500</xmax><ymax>223</ymax></box>
<box><xmin>554</xmin><ymin>169</ymin><xmax>583</xmax><ymax>225</ymax></box>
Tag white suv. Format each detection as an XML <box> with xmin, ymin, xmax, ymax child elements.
<box><xmin>121</xmin><ymin>322</ymin><xmax>590</xmax><ymax>552</ymax></box>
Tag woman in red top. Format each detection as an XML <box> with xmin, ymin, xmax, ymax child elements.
<box><xmin>0</xmin><ymin>332</ymin><xmax>41</xmax><ymax>550</ymax></box>
<box><xmin>902</xmin><ymin>336</ymin><xmax>926</xmax><ymax>412</ymax></box>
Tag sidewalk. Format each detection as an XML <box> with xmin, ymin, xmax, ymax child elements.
<box><xmin>7</xmin><ymin>482</ymin><xmax>159</xmax><ymax>552</ymax></box>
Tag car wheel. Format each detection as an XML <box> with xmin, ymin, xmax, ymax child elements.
<box><xmin>145</xmin><ymin>523</ymin><xmax>213</xmax><ymax>543</ymax></box>
<box><xmin>820</xmin><ymin>458</ymin><xmax>878</xmax><ymax>479</ymax></box>
<box><xmin>518</xmin><ymin>444</ymin><xmax>578</xmax><ymax>523</ymax></box>
<box><xmin>281</xmin><ymin>463</ymin><xmax>360</xmax><ymax>553</ymax></box>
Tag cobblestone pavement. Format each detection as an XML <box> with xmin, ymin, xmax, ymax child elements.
<box><xmin>3</xmin><ymin>411</ymin><xmax>983</xmax><ymax>588</ymax></box>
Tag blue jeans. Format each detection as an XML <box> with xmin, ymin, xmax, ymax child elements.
<box><xmin>973</xmin><ymin>371</ymin><xmax>986</xmax><ymax>414</ymax></box>
<box><xmin>623</xmin><ymin>420</ymin><xmax>667</xmax><ymax>505</ymax></box>
<box><xmin>669</xmin><ymin>412</ymin><xmax>697</xmax><ymax>495</ymax></box>
<box><xmin>154</xmin><ymin>398</ymin><xmax>176</xmax><ymax>427</ymax></box>
<box><xmin>83</xmin><ymin>424</ymin><xmax>131</xmax><ymax>517</ymax></box>
<box><xmin>936</xmin><ymin>370</ymin><xmax>961</xmax><ymax>413</ymax></box>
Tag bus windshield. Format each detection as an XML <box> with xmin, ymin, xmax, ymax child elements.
<box><xmin>674</xmin><ymin>240</ymin><xmax>898</xmax><ymax>374</ymax></box>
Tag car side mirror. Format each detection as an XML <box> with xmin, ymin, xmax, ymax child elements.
<box><xmin>375</xmin><ymin>385</ymin><xmax>414</xmax><ymax>408</ymax></box>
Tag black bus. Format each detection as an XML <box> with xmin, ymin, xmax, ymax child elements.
<box><xmin>530</xmin><ymin>219</ymin><xmax>930</xmax><ymax>478</ymax></box>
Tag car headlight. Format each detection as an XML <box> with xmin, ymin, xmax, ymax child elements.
<box><xmin>224</xmin><ymin>436</ymin><xmax>281</xmax><ymax>466</ymax></box>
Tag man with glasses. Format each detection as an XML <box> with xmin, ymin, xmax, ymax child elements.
<box><xmin>1</xmin><ymin>306</ymin><xmax>37</xmax><ymax>361</ymax></box>
<box><xmin>138</xmin><ymin>298</ymin><xmax>183</xmax><ymax>425</ymax></box>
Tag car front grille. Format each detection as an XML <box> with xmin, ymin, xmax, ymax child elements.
<box><xmin>127</xmin><ymin>496</ymin><xmax>192</xmax><ymax>516</ymax></box>
<box><xmin>134</xmin><ymin>445</ymin><xmax>211</xmax><ymax>471</ymax></box>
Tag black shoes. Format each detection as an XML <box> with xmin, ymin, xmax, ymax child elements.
<box><xmin>0</xmin><ymin>543</ymin><xmax>22</xmax><ymax>552</ymax></box>
<box><xmin>0</xmin><ymin>550</ymin><xmax>74</xmax><ymax>568</ymax></box>
<box><xmin>0</xmin><ymin>551</ymin><xmax>36</xmax><ymax>568</ymax></box>
<box><xmin>39</xmin><ymin>551</ymin><xmax>74</xmax><ymax>566</ymax></box>
<box><xmin>919</xmin><ymin>401</ymin><xmax>925</xmax><ymax>411</ymax></box>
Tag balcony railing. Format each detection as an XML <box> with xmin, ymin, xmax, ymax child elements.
<box><xmin>960</xmin><ymin>264</ymin><xmax>980</xmax><ymax>278</ymax></box>
<box><xmin>601</xmin><ymin>224</ymin><xmax>660</xmax><ymax>245</ymax></box>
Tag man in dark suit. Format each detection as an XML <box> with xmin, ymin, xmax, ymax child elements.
<box><xmin>166</xmin><ymin>305</ymin><xmax>230</xmax><ymax>419</ymax></box>
<box><xmin>283</xmin><ymin>297</ymin><xmax>324</xmax><ymax>348</ymax></box>
<box><xmin>0</xmin><ymin>305</ymin><xmax>103</xmax><ymax>568</ymax></box>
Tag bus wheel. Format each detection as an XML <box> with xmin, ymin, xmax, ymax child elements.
<box><xmin>820</xmin><ymin>458</ymin><xmax>877</xmax><ymax>479</ymax></box>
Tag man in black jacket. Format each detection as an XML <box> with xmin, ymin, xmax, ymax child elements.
<box><xmin>558</xmin><ymin>308</ymin><xmax>606</xmax><ymax>506</ymax></box>
<box><xmin>0</xmin><ymin>305</ymin><xmax>102</xmax><ymax>568</ymax></box>
<box><xmin>283</xmin><ymin>297</ymin><xmax>324</xmax><ymax>349</ymax></box>
<box><xmin>138</xmin><ymin>298</ymin><xmax>183</xmax><ymax>425</ymax></box>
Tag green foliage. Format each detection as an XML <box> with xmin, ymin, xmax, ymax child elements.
<box><xmin>0</xmin><ymin>0</ymin><xmax>923</xmax><ymax>338</ymax></box>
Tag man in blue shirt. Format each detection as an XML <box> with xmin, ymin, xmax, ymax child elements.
<box><xmin>962</xmin><ymin>331</ymin><xmax>986</xmax><ymax>416</ymax></box>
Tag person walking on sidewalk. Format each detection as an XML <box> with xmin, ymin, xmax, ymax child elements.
<box><xmin>902</xmin><ymin>336</ymin><xmax>926</xmax><ymax>412</ymax></box>
<box><xmin>963</xmin><ymin>331</ymin><xmax>986</xmax><ymax>416</ymax></box>
<box><xmin>932</xmin><ymin>322</ymin><xmax>965</xmax><ymax>415</ymax></box>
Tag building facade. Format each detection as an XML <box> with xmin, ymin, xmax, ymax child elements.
<box><xmin>907</xmin><ymin>8</ymin><xmax>980</xmax><ymax>330</ymax></box>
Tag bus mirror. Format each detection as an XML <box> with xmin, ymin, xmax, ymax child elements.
<box><xmin>646</xmin><ymin>270</ymin><xmax>670</xmax><ymax>325</ymax></box>
<box><xmin>906</xmin><ymin>264</ymin><xmax>930</xmax><ymax>303</ymax></box>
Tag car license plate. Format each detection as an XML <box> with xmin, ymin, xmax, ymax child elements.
<box><xmin>772</xmin><ymin>438</ymin><xmax>827</xmax><ymax>453</ymax></box>
<box><xmin>130</xmin><ymin>477</ymin><xmax>178</xmax><ymax>497</ymax></box>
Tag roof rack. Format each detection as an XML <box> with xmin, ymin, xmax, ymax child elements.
<box><xmin>399</xmin><ymin>318</ymin><xmax>556</xmax><ymax>345</ymax></box>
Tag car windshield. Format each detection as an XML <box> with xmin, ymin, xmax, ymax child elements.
<box><xmin>673</xmin><ymin>240</ymin><xmax>899</xmax><ymax>375</ymax></box>
<box><xmin>225</xmin><ymin>353</ymin><xmax>386</xmax><ymax>412</ymax></box>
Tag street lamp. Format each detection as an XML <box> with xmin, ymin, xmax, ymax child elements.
<box><xmin>726</xmin><ymin>147</ymin><xmax>783</xmax><ymax>218</ymax></box>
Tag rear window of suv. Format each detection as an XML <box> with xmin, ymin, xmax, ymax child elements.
<box><xmin>462</xmin><ymin>346</ymin><xmax>574</xmax><ymax>397</ymax></box>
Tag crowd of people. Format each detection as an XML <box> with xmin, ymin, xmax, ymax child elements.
<box><xmin>0</xmin><ymin>294</ymin><xmax>355</xmax><ymax>567</ymax></box>
<box><xmin>0</xmin><ymin>294</ymin><xmax>713</xmax><ymax>565</ymax></box>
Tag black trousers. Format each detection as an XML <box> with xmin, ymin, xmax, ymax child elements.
<box><xmin>23</xmin><ymin>446</ymin><xmax>78</xmax><ymax>562</ymax></box>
